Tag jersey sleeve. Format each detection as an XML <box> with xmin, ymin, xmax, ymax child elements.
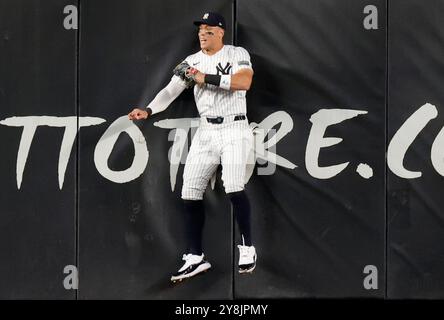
<box><xmin>233</xmin><ymin>46</ymin><xmax>253</xmax><ymax>73</ymax></box>
<box><xmin>146</xmin><ymin>76</ymin><xmax>187</xmax><ymax>115</ymax></box>
<box><xmin>170</xmin><ymin>74</ymin><xmax>188</xmax><ymax>88</ymax></box>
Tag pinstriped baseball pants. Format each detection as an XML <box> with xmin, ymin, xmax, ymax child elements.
<box><xmin>181</xmin><ymin>117</ymin><xmax>254</xmax><ymax>200</ymax></box>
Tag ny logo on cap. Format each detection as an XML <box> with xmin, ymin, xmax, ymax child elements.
<box><xmin>203</xmin><ymin>13</ymin><xmax>209</xmax><ymax>19</ymax></box>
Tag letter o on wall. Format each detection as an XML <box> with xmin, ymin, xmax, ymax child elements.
<box><xmin>94</xmin><ymin>116</ymin><xmax>148</xmax><ymax>183</ymax></box>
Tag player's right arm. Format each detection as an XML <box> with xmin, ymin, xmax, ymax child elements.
<box><xmin>128</xmin><ymin>74</ymin><xmax>189</xmax><ymax>120</ymax></box>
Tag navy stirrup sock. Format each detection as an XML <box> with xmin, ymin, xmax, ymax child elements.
<box><xmin>183</xmin><ymin>199</ymin><xmax>205</xmax><ymax>255</ymax></box>
<box><xmin>228</xmin><ymin>191</ymin><xmax>252</xmax><ymax>246</ymax></box>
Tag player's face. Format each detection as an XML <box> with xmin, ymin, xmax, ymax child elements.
<box><xmin>198</xmin><ymin>25</ymin><xmax>223</xmax><ymax>50</ymax></box>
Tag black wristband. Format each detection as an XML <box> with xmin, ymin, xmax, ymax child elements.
<box><xmin>204</xmin><ymin>74</ymin><xmax>221</xmax><ymax>86</ymax></box>
<box><xmin>146</xmin><ymin>107</ymin><xmax>153</xmax><ymax>117</ymax></box>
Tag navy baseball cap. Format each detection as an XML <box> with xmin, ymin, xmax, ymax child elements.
<box><xmin>193</xmin><ymin>12</ymin><xmax>226</xmax><ymax>30</ymax></box>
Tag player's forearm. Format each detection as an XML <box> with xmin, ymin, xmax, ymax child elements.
<box><xmin>145</xmin><ymin>79</ymin><xmax>185</xmax><ymax>115</ymax></box>
<box><xmin>229</xmin><ymin>73</ymin><xmax>252</xmax><ymax>91</ymax></box>
<box><xmin>146</xmin><ymin>88</ymin><xmax>173</xmax><ymax>115</ymax></box>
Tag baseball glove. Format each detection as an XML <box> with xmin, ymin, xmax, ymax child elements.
<box><xmin>173</xmin><ymin>61</ymin><xmax>196</xmax><ymax>88</ymax></box>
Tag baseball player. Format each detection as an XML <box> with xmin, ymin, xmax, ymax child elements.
<box><xmin>128</xmin><ymin>12</ymin><xmax>257</xmax><ymax>283</ymax></box>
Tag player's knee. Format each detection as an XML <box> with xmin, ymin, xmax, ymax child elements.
<box><xmin>225</xmin><ymin>184</ymin><xmax>244</xmax><ymax>195</ymax></box>
<box><xmin>181</xmin><ymin>191</ymin><xmax>204</xmax><ymax>201</ymax></box>
<box><xmin>181</xmin><ymin>186</ymin><xmax>204</xmax><ymax>201</ymax></box>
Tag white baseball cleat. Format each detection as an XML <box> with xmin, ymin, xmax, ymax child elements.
<box><xmin>238</xmin><ymin>244</ymin><xmax>257</xmax><ymax>274</ymax></box>
<box><xmin>170</xmin><ymin>253</ymin><xmax>211</xmax><ymax>283</ymax></box>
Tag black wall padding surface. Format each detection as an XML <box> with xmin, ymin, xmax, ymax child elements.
<box><xmin>388</xmin><ymin>0</ymin><xmax>444</xmax><ymax>299</ymax></box>
<box><xmin>0</xmin><ymin>0</ymin><xmax>77</xmax><ymax>299</ymax></box>
<box><xmin>235</xmin><ymin>0</ymin><xmax>386</xmax><ymax>298</ymax></box>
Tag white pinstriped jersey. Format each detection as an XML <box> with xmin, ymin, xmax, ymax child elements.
<box><xmin>171</xmin><ymin>45</ymin><xmax>253</xmax><ymax>117</ymax></box>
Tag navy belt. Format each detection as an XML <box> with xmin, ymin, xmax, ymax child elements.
<box><xmin>206</xmin><ymin>115</ymin><xmax>246</xmax><ymax>124</ymax></box>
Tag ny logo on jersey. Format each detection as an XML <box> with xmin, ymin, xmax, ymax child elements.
<box><xmin>216</xmin><ymin>62</ymin><xmax>232</xmax><ymax>75</ymax></box>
